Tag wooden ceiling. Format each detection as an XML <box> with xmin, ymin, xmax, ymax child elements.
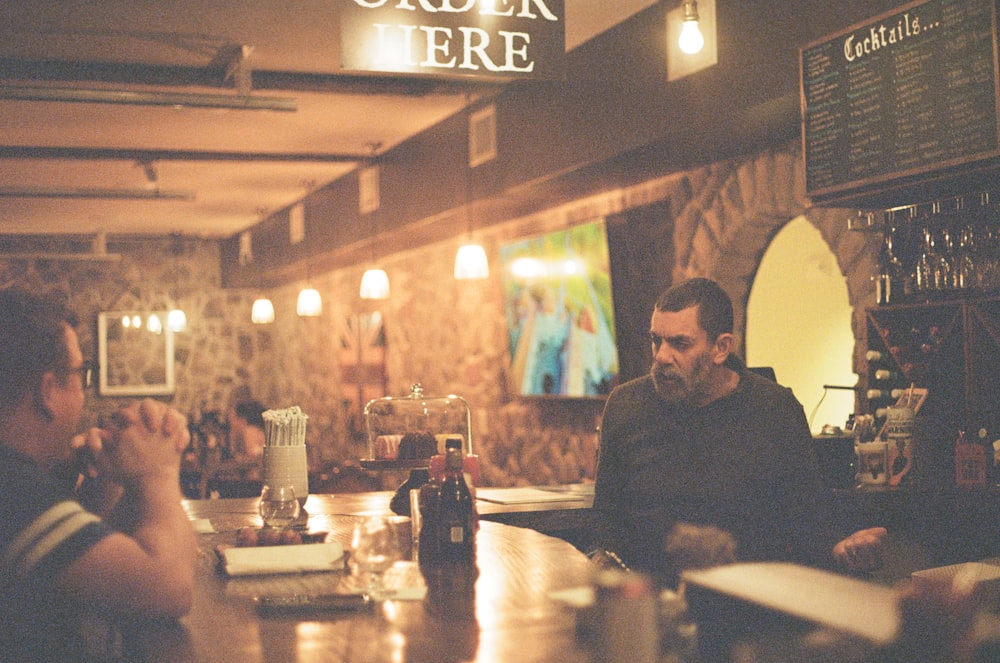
<box><xmin>0</xmin><ymin>1</ymin><xmax>658</xmax><ymax>239</ymax></box>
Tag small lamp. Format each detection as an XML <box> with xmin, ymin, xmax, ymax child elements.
<box><xmin>454</xmin><ymin>95</ymin><xmax>490</xmax><ymax>280</ymax></box>
<box><xmin>251</xmin><ymin>298</ymin><xmax>275</xmax><ymax>324</ymax></box>
<box><xmin>678</xmin><ymin>1</ymin><xmax>704</xmax><ymax>55</ymax></box>
<box><xmin>296</xmin><ymin>288</ymin><xmax>322</xmax><ymax>317</ymax></box>
<box><xmin>360</xmin><ymin>268</ymin><xmax>390</xmax><ymax>300</ymax></box>
<box><xmin>359</xmin><ymin>142</ymin><xmax>390</xmax><ymax>300</ymax></box>
<box><xmin>167</xmin><ymin>308</ymin><xmax>187</xmax><ymax>333</ymax></box>
<box><xmin>454</xmin><ymin>243</ymin><xmax>490</xmax><ymax>279</ymax></box>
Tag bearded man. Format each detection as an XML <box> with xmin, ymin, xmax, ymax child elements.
<box><xmin>590</xmin><ymin>278</ymin><xmax>884</xmax><ymax>585</ymax></box>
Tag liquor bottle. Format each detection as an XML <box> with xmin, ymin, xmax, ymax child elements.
<box><xmin>873</xmin><ymin>369</ymin><xmax>900</xmax><ymax>382</ymax></box>
<box><xmin>876</xmin><ymin>221</ymin><xmax>906</xmax><ymax>305</ymax></box>
<box><xmin>867</xmin><ymin>388</ymin><xmax>905</xmax><ymax>400</ymax></box>
<box><xmin>977</xmin><ymin>427</ymin><xmax>1000</xmax><ymax>486</ymax></box>
<box><xmin>417</xmin><ymin>481</ymin><xmax>441</xmax><ymax>565</ymax></box>
<box><xmin>955</xmin><ymin>430</ymin><xmax>987</xmax><ymax>488</ymax></box>
<box><xmin>436</xmin><ymin>438</ymin><xmax>476</xmax><ymax>563</ymax></box>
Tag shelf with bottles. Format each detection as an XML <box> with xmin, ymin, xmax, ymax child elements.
<box><xmin>865</xmin><ymin>297</ymin><xmax>1000</xmax><ymax>489</ymax></box>
<box><xmin>853</xmin><ymin>191</ymin><xmax>1000</xmax><ymax>306</ymax></box>
<box><xmin>866</xmin><ymin>301</ymin><xmax>963</xmax><ymax>385</ymax></box>
<box><xmin>965</xmin><ymin>298</ymin><xmax>1000</xmax><ymax>469</ymax></box>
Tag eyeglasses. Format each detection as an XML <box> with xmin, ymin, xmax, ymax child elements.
<box><xmin>70</xmin><ymin>360</ymin><xmax>98</xmax><ymax>389</ymax></box>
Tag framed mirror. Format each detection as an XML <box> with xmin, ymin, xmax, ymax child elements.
<box><xmin>97</xmin><ymin>311</ymin><xmax>175</xmax><ymax>396</ymax></box>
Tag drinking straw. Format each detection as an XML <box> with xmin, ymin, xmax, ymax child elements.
<box><xmin>262</xmin><ymin>406</ymin><xmax>308</xmax><ymax>446</ymax></box>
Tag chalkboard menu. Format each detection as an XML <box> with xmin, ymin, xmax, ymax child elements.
<box><xmin>800</xmin><ymin>0</ymin><xmax>1000</xmax><ymax>203</ymax></box>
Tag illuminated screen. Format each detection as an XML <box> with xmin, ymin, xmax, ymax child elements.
<box><xmin>499</xmin><ymin>218</ymin><xmax>620</xmax><ymax>397</ymax></box>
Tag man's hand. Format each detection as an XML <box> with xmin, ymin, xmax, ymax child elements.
<box><xmin>833</xmin><ymin>526</ymin><xmax>887</xmax><ymax>572</ymax></box>
<box><xmin>104</xmin><ymin>399</ymin><xmax>189</xmax><ymax>484</ymax></box>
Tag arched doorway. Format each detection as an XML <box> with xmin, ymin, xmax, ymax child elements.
<box><xmin>745</xmin><ymin>216</ymin><xmax>857</xmax><ymax>433</ymax></box>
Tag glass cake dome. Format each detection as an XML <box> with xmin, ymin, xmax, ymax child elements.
<box><xmin>361</xmin><ymin>383</ymin><xmax>473</xmax><ymax>468</ymax></box>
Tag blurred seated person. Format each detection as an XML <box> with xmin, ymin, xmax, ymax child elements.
<box><xmin>185</xmin><ymin>410</ymin><xmax>230</xmax><ymax>499</ymax></box>
<box><xmin>0</xmin><ymin>289</ymin><xmax>196</xmax><ymax>661</ymax></box>
<box><xmin>228</xmin><ymin>399</ymin><xmax>266</xmax><ymax>462</ymax></box>
<box><xmin>591</xmin><ymin>278</ymin><xmax>885</xmax><ymax>586</ymax></box>
<box><xmin>196</xmin><ymin>399</ymin><xmax>267</xmax><ymax>498</ymax></box>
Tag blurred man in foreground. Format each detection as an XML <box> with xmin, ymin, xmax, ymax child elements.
<box><xmin>0</xmin><ymin>289</ymin><xmax>197</xmax><ymax>661</ymax></box>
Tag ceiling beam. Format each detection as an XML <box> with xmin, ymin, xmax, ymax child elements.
<box><xmin>0</xmin><ymin>186</ymin><xmax>195</xmax><ymax>200</ymax></box>
<box><xmin>0</xmin><ymin>85</ymin><xmax>297</xmax><ymax>111</ymax></box>
<box><xmin>0</xmin><ymin>146</ymin><xmax>365</xmax><ymax>163</ymax></box>
<box><xmin>0</xmin><ymin>58</ymin><xmax>498</xmax><ymax>97</ymax></box>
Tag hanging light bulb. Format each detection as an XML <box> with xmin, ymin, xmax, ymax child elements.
<box><xmin>167</xmin><ymin>308</ymin><xmax>187</xmax><ymax>332</ymax></box>
<box><xmin>678</xmin><ymin>1</ymin><xmax>704</xmax><ymax>54</ymax></box>
<box><xmin>454</xmin><ymin>243</ymin><xmax>490</xmax><ymax>279</ymax></box>
<box><xmin>147</xmin><ymin>313</ymin><xmax>163</xmax><ymax>334</ymax></box>
<box><xmin>297</xmin><ymin>288</ymin><xmax>323</xmax><ymax>317</ymax></box>
<box><xmin>360</xmin><ymin>268</ymin><xmax>390</xmax><ymax>300</ymax></box>
<box><xmin>251</xmin><ymin>298</ymin><xmax>275</xmax><ymax>324</ymax></box>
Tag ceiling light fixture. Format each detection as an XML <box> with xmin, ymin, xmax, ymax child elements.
<box><xmin>167</xmin><ymin>234</ymin><xmax>187</xmax><ymax>333</ymax></box>
<box><xmin>359</xmin><ymin>268</ymin><xmax>390</xmax><ymax>300</ymax></box>
<box><xmin>360</xmin><ymin>142</ymin><xmax>390</xmax><ymax>300</ymax></box>
<box><xmin>297</xmin><ymin>287</ymin><xmax>322</xmax><ymax>317</ymax></box>
<box><xmin>0</xmin><ymin>85</ymin><xmax>297</xmax><ymax>112</ymax></box>
<box><xmin>454</xmin><ymin>95</ymin><xmax>490</xmax><ymax>281</ymax></box>
<box><xmin>678</xmin><ymin>1</ymin><xmax>705</xmax><ymax>55</ymax></box>
<box><xmin>251</xmin><ymin>297</ymin><xmax>275</xmax><ymax>324</ymax></box>
<box><xmin>667</xmin><ymin>0</ymin><xmax>717</xmax><ymax>81</ymax></box>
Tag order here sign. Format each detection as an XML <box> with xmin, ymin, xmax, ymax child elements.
<box><xmin>340</xmin><ymin>0</ymin><xmax>565</xmax><ymax>80</ymax></box>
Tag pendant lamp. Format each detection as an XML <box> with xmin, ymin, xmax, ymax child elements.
<box><xmin>454</xmin><ymin>96</ymin><xmax>489</xmax><ymax>280</ymax></box>
<box><xmin>359</xmin><ymin>143</ymin><xmax>390</xmax><ymax>300</ymax></box>
<box><xmin>252</xmin><ymin>298</ymin><xmax>275</xmax><ymax>324</ymax></box>
<box><xmin>297</xmin><ymin>287</ymin><xmax>322</xmax><ymax>317</ymax></box>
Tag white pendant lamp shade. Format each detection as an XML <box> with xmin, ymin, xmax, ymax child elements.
<box><xmin>454</xmin><ymin>243</ymin><xmax>490</xmax><ymax>280</ymax></box>
<box><xmin>167</xmin><ymin>308</ymin><xmax>187</xmax><ymax>332</ymax></box>
<box><xmin>251</xmin><ymin>298</ymin><xmax>275</xmax><ymax>324</ymax></box>
<box><xmin>296</xmin><ymin>288</ymin><xmax>323</xmax><ymax>317</ymax></box>
<box><xmin>359</xmin><ymin>268</ymin><xmax>390</xmax><ymax>300</ymax></box>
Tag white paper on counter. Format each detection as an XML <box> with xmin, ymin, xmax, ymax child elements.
<box><xmin>912</xmin><ymin>559</ymin><xmax>1000</xmax><ymax>601</ymax></box>
<box><xmin>191</xmin><ymin>518</ymin><xmax>215</xmax><ymax>534</ymax></box>
<box><xmin>476</xmin><ymin>487</ymin><xmax>588</xmax><ymax>504</ymax></box>
<box><xmin>222</xmin><ymin>542</ymin><xmax>345</xmax><ymax>577</ymax></box>
<box><xmin>682</xmin><ymin>562</ymin><xmax>902</xmax><ymax>645</ymax></box>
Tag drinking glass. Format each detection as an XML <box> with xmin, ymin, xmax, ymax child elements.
<box><xmin>350</xmin><ymin>516</ymin><xmax>403</xmax><ymax>600</ymax></box>
<box><xmin>259</xmin><ymin>484</ymin><xmax>300</xmax><ymax>529</ymax></box>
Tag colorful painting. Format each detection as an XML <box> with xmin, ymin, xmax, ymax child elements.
<box><xmin>499</xmin><ymin>218</ymin><xmax>619</xmax><ymax>397</ymax></box>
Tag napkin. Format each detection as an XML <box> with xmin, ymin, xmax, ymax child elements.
<box><xmin>911</xmin><ymin>560</ymin><xmax>1000</xmax><ymax>601</ymax></box>
<box><xmin>222</xmin><ymin>542</ymin><xmax>345</xmax><ymax>577</ymax></box>
<box><xmin>191</xmin><ymin>518</ymin><xmax>215</xmax><ymax>534</ymax></box>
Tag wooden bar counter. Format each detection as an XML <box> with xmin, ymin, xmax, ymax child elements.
<box><xmin>119</xmin><ymin>493</ymin><xmax>595</xmax><ymax>663</ymax></box>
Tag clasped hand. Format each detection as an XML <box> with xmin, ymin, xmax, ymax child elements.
<box><xmin>70</xmin><ymin>399</ymin><xmax>189</xmax><ymax>510</ymax></box>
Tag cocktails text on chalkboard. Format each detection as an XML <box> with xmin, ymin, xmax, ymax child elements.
<box><xmin>800</xmin><ymin>0</ymin><xmax>1000</xmax><ymax>205</ymax></box>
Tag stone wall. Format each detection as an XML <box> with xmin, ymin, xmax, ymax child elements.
<box><xmin>0</xmin><ymin>142</ymin><xmax>879</xmax><ymax>488</ymax></box>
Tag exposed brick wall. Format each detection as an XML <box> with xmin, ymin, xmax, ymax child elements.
<box><xmin>0</xmin><ymin>142</ymin><xmax>879</xmax><ymax>488</ymax></box>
